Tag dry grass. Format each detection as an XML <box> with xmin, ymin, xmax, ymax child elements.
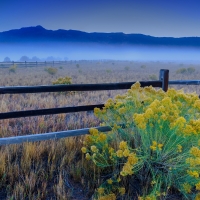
<box><xmin>0</xmin><ymin>60</ymin><xmax>199</xmax><ymax>199</ymax></box>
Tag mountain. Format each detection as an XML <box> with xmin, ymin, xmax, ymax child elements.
<box><xmin>1</xmin><ymin>25</ymin><xmax>200</xmax><ymax>47</ymax></box>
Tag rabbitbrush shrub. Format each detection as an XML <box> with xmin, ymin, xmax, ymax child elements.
<box><xmin>82</xmin><ymin>82</ymin><xmax>200</xmax><ymax>200</ymax></box>
<box><xmin>52</xmin><ymin>76</ymin><xmax>72</xmax><ymax>85</ymax></box>
<box><xmin>45</xmin><ymin>67</ymin><xmax>57</xmax><ymax>75</ymax></box>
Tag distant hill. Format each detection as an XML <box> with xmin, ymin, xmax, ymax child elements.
<box><xmin>1</xmin><ymin>25</ymin><xmax>200</xmax><ymax>47</ymax></box>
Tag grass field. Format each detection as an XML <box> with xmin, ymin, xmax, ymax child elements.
<box><xmin>0</xmin><ymin>60</ymin><xmax>199</xmax><ymax>199</ymax></box>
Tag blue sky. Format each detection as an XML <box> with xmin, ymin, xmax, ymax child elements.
<box><xmin>0</xmin><ymin>0</ymin><xmax>200</xmax><ymax>37</ymax></box>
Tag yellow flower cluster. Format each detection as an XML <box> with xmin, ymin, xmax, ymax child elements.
<box><xmin>196</xmin><ymin>182</ymin><xmax>200</xmax><ymax>190</ymax></box>
<box><xmin>195</xmin><ymin>193</ymin><xmax>200</xmax><ymax>200</ymax></box>
<box><xmin>182</xmin><ymin>182</ymin><xmax>192</xmax><ymax>193</ymax></box>
<box><xmin>133</xmin><ymin>114</ymin><xmax>146</xmax><ymax>129</ymax></box>
<box><xmin>150</xmin><ymin>141</ymin><xmax>163</xmax><ymax>151</ymax></box>
<box><xmin>85</xmin><ymin>153</ymin><xmax>91</xmax><ymax>160</ymax></box>
<box><xmin>106</xmin><ymin>178</ymin><xmax>112</xmax><ymax>184</ymax></box>
<box><xmin>138</xmin><ymin>195</ymin><xmax>156</xmax><ymax>200</ymax></box>
<box><xmin>194</xmin><ymin>100</ymin><xmax>200</xmax><ymax>111</ymax></box>
<box><xmin>120</xmin><ymin>162</ymin><xmax>134</xmax><ymax>176</ymax></box>
<box><xmin>98</xmin><ymin>193</ymin><xmax>116</xmax><ymax>200</ymax></box>
<box><xmin>171</xmin><ymin>117</ymin><xmax>186</xmax><ymax>129</ymax></box>
<box><xmin>119</xmin><ymin>141</ymin><xmax>128</xmax><ymax>150</ymax></box>
<box><xmin>177</xmin><ymin>144</ymin><xmax>182</xmax><ymax>153</ymax></box>
<box><xmin>190</xmin><ymin>147</ymin><xmax>200</xmax><ymax>157</ymax></box>
<box><xmin>52</xmin><ymin>76</ymin><xmax>72</xmax><ymax>85</ymax></box>
<box><xmin>118</xmin><ymin>107</ymin><xmax>126</xmax><ymax>114</ymax></box>
<box><xmin>118</xmin><ymin>187</ymin><xmax>125</xmax><ymax>195</ymax></box>
<box><xmin>98</xmin><ymin>133</ymin><xmax>107</xmax><ymax>142</ymax></box>
<box><xmin>186</xmin><ymin>157</ymin><xmax>200</xmax><ymax>167</ymax></box>
<box><xmin>98</xmin><ymin>187</ymin><xmax>104</xmax><ymax>195</ymax></box>
<box><xmin>83</xmin><ymin>82</ymin><xmax>200</xmax><ymax>199</ymax></box>
<box><xmin>187</xmin><ymin>170</ymin><xmax>199</xmax><ymax>178</ymax></box>
<box><xmin>91</xmin><ymin>145</ymin><xmax>98</xmax><ymax>153</ymax></box>
<box><xmin>104</xmin><ymin>98</ymin><xmax>114</xmax><ymax>108</ymax></box>
<box><xmin>120</xmin><ymin>153</ymin><xmax>138</xmax><ymax>176</ymax></box>
<box><xmin>89</xmin><ymin>128</ymin><xmax>99</xmax><ymax>136</ymax></box>
<box><xmin>81</xmin><ymin>147</ymin><xmax>87</xmax><ymax>153</ymax></box>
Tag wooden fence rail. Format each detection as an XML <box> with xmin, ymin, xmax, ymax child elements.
<box><xmin>0</xmin><ymin>126</ymin><xmax>112</xmax><ymax>145</ymax></box>
<box><xmin>0</xmin><ymin>81</ymin><xmax>162</xmax><ymax>94</ymax></box>
<box><xmin>169</xmin><ymin>80</ymin><xmax>200</xmax><ymax>85</ymax></box>
<box><xmin>1</xmin><ymin>68</ymin><xmax>199</xmax><ymax>146</ymax></box>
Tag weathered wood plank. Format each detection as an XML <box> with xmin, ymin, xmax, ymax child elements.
<box><xmin>0</xmin><ymin>81</ymin><xmax>162</xmax><ymax>94</ymax></box>
<box><xmin>169</xmin><ymin>80</ymin><xmax>200</xmax><ymax>85</ymax></box>
<box><xmin>159</xmin><ymin>69</ymin><xmax>169</xmax><ymax>92</ymax></box>
<box><xmin>0</xmin><ymin>126</ymin><xmax>112</xmax><ymax>145</ymax></box>
<box><xmin>0</xmin><ymin>104</ymin><xmax>104</xmax><ymax>120</ymax></box>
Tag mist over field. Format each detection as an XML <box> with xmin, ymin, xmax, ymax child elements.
<box><xmin>1</xmin><ymin>26</ymin><xmax>200</xmax><ymax>62</ymax></box>
<box><xmin>1</xmin><ymin>43</ymin><xmax>200</xmax><ymax>62</ymax></box>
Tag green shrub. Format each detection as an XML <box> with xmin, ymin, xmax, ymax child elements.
<box><xmin>45</xmin><ymin>67</ymin><xmax>57</xmax><ymax>75</ymax></box>
<box><xmin>141</xmin><ymin>65</ymin><xmax>146</xmax><ymax>69</ymax></box>
<box><xmin>9</xmin><ymin>65</ymin><xmax>17</xmax><ymax>73</ymax></box>
<box><xmin>125</xmin><ymin>66</ymin><xmax>130</xmax><ymax>71</ymax></box>
<box><xmin>187</xmin><ymin>67</ymin><xmax>195</xmax><ymax>74</ymax></box>
<box><xmin>176</xmin><ymin>68</ymin><xmax>187</xmax><ymax>74</ymax></box>
<box><xmin>52</xmin><ymin>76</ymin><xmax>72</xmax><ymax>85</ymax></box>
<box><xmin>82</xmin><ymin>83</ymin><xmax>200</xmax><ymax>199</ymax></box>
<box><xmin>106</xmin><ymin>69</ymin><xmax>111</xmax><ymax>73</ymax></box>
<box><xmin>149</xmin><ymin>74</ymin><xmax>157</xmax><ymax>80</ymax></box>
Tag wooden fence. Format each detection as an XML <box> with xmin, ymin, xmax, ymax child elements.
<box><xmin>0</xmin><ymin>61</ymin><xmax>67</xmax><ymax>67</ymax></box>
<box><xmin>0</xmin><ymin>69</ymin><xmax>198</xmax><ymax>145</ymax></box>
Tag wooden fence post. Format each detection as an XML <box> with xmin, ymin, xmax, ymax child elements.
<box><xmin>159</xmin><ymin>69</ymin><xmax>169</xmax><ymax>92</ymax></box>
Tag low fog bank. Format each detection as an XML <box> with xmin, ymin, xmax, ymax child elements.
<box><xmin>0</xmin><ymin>43</ymin><xmax>200</xmax><ymax>63</ymax></box>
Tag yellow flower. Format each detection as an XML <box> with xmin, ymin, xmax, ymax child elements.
<box><xmin>127</xmin><ymin>153</ymin><xmax>138</xmax><ymax>165</ymax></box>
<box><xmin>123</xmin><ymin>149</ymin><xmax>130</xmax><ymax>157</ymax></box>
<box><xmin>91</xmin><ymin>145</ymin><xmax>98</xmax><ymax>152</ymax></box>
<box><xmin>158</xmin><ymin>143</ymin><xmax>163</xmax><ymax>151</ymax></box>
<box><xmin>98</xmin><ymin>133</ymin><xmax>107</xmax><ymax>142</ymax></box>
<box><xmin>109</xmin><ymin>147</ymin><xmax>114</xmax><ymax>154</ymax></box>
<box><xmin>183</xmin><ymin>183</ymin><xmax>192</xmax><ymax>193</ymax></box>
<box><xmin>120</xmin><ymin>163</ymin><xmax>134</xmax><ymax>176</ymax></box>
<box><xmin>117</xmin><ymin>177</ymin><xmax>121</xmax><ymax>182</ymax></box>
<box><xmin>194</xmin><ymin>100</ymin><xmax>200</xmax><ymax>110</ymax></box>
<box><xmin>89</xmin><ymin>128</ymin><xmax>98</xmax><ymax>136</ymax></box>
<box><xmin>177</xmin><ymin>144</ymin><xmax>182</xmax><ymax>153</ymax></box>
<box><xmin>150</xmin><ymin>145</ymin><xmax>157</xmax><ymax>151</ymax></box>
<box><xmin>107</xmin><ymin>178</ymin><xmax>113</xmax><ymax>184</ymax></box>
<box><xmin>81</xmin><ymin>147</ymin><xmax>87</xmax><ymax>153</ymax></box>
<box><xmin>195</xmin><ymin>193</ymin><xmax>200</xmax><ymax>200</ymax></box>
<box><xmin>160</xmin><ymin>114</ymin><xmax>167</xmax><ymax>121</ymax></box>
<box><xmin>144</xmin><ymin>108</ymin><xmax>153</xmax><ymax>118</ymax></box>
<box><xmin>152</xmin><ymin>141</ymin><xmax>157</xmax><ymax>146</ymax></box>
<box><xmin>85</xmin><ymin>153</ymin><xmax>91</xmax><ymax>160</ymax></box>
<box><xmin>119</xmin><ymin>107</ymin><xmax>126</xmax><ymax>114</ymax></box>
<box><xmin>119</xmin><ymin>141</ymin><xmax>128</xmax><ymax>150</ymax></box>
<box><xmin>190</xmin><ymin>147</ymin><xmax>200</xmax><ymax>157</ymax></box>
<box><xmin>187</xmin><ymin>170</ymin><xmax>199</xmax><ymax>178</ymax></box>
<box><xmin>151</xmin><ymin>180</ymin><xmax>156</xmax><ymax>185</ymax></box>
<box><xmin>171</xmin><ymin>117</ymin><xmax>186</xmax><ymax>129</ymax></box>
<box><xmin>84</xmin><ymin>135</ymin><xmax>93</xmax><ymax>144</ymax></box>
<box><xmin>98</xmin><ymin>187</ymin><xmax>105</xmax><ymax>195</ymax></box>
<box><xmin>133</xmin><ymin>114</ymin><xmax>146</xmax><ymax>129</ymax></box>
<box><xmin>118</xmin><ymin>187</ymin><xmax>125</xmax><ymax>195</ymax></box>
<box><xmin>196</xmin><ymin>182</ymin><xmax>200</xmax><ymax>190</ymax></box>
<box><xmin>116</xmin><ymin>150</ymin><xmax>123</xmax><ymax>158</ymax></box>
<box><xmin>94</xmin><ymin>107</ymin><xmax>100</xmax><ymax>116</ymax></box>
<box><xmin>150</xmin><ymin>141</ymin><xmax>163</xmax><ymax>151</ymax></box>
<box><xmin>98</xmin><ymin>193</ymin><xmax>116</xmax><ymax>200</ymax></box>
<box><xmin>131</xmin><ymin>82</ymin><xmax>141</xmax><ymax>90</ymax></box>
